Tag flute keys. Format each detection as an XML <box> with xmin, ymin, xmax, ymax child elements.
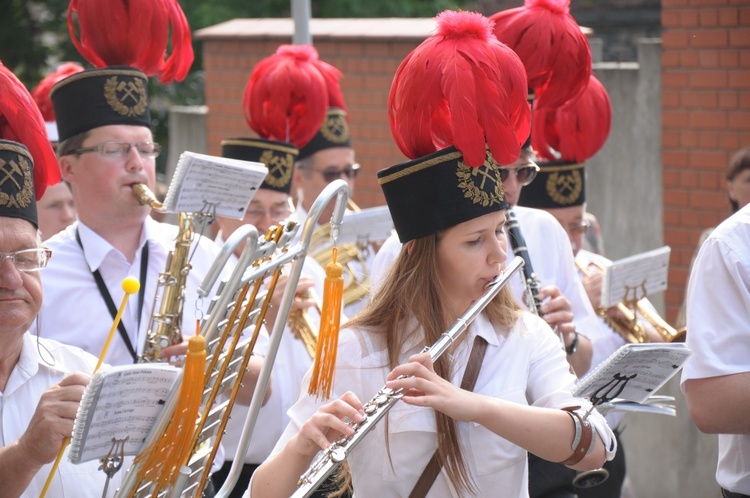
<box><xmin>364</xmin><ymin>403</ymin><xmax>377</xmax><ymax>415</ymax></box>
<box><xmin>374</xmin><ymin>394</ymin><xmax>389</xmax><ymax>405</ymax></box>
<box><xmin>330</xmin><ymin>448</ymin><xmax>346</xmax><ymax>463</ymax></box>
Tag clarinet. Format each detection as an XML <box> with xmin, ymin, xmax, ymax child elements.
<box><xmin>291</xmin><ymin>256</ymin><xmax>525</xmax><ymax>498</ymax></box>
<box><xmin>506</xmin><ymin>208</ymin><xmax>544</xmax><ymax>316</ymax></box>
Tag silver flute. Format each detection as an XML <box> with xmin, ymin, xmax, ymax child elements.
<box><xmin>292</xmin><ymin>256</ymin><xmax>525</xmax><ymax>498</ymax></box>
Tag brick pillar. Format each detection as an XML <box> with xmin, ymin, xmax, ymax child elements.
<box><xmin>661</xmin><ymin>2</ymin><xmax>750</xmax><ymax>322</ymax></box>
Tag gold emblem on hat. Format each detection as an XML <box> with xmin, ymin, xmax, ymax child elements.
<box><xmin>0</xmin><ymin>153</ymin><xmax>33</xmax><ymax>209</ymax></box>
<box><xmin>546</xmin><ymin>170</ymin><xmax>582</xmax><ymax>205</ymax></box>
<box><xmin>104</xmin><ymin>76</ymin><xmax>148</xmax><ymax>117</ymax></box>
<box><xmin>457</xmin><ymin>152</ymin><xmax>506</xmax><ymax>207</ymax></box>
<box><xmin>260</xmin><ymin>150</ymin><xmax>294</xmax><ymax>189</ymax></box>
<box><xmin>319</xmin><ymin>112</ymin><xmax>349</xmax><ymax>145</ymax></box>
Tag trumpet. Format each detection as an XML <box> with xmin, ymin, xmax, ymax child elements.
<box><xmin>575</xmin><ymin>259</ymin><xmax>686</xmax><ymax>343</ymax></box>
<box><xmin>292</xmin><ymin>256</ymin><xmax>525</xmax><ymax>498</ymax></box>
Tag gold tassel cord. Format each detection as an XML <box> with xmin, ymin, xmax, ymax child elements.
<box><xmin>133</xmin><ymin>326</ymin><xmax>206</xmax><ymax>493</ymax></box>
<box><xmin>308</xmin><ymin>247</ymin><xmax>344</xmax><ymax>399</ymax></box>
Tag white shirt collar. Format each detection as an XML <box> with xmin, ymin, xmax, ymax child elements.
<box><xmin>76</xmin><ymin>217</ymin><xmax>164</xmax><ymax>272</ymax></box>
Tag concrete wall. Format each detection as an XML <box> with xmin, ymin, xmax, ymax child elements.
<box><xmin>586</xmin><ymin>38</ymin><xmax>719</xmax><ymax>498</ymax></box>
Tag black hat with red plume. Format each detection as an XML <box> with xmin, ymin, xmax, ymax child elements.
<box><xmin>31</xmin><ymin>62</ymin><xmax>85</xmax><ymax>143</ymax></box>
<box><xmin>519</xmin><ymin>75</ymin><xmax>612</xmax><ymax>208</ymax></box>
<box><xmin>67</xmin><ymin>0</ymin><xmax>193</xmax><ymax>84</ymax></box>
<box><xmin>379</xmin><ymin>10</ymin><xmax>530</xmax><ymax>243</ymax></box>
<box><xmin>222</xmin><ymin>44</ymin><xmax>347</xmax><ymax>193</ymax></box>
<box><xmin>0</xmin><ymin>61</ymin><xmax>61</xmax><ymax>207</ymax></box>
<box><xmin>490</xmin><ymin>0</ymin><xmax>592</xmax><ymax>111</ymax></box>
<box><xmin>51</xmin><ymin>0</ymin><xmax>195</xmax><ymax>143</ymax></box>
<box><xmin>243</xmin><ymin>44</ymin><xmax>347</xmax><ymax>162</ymax></box>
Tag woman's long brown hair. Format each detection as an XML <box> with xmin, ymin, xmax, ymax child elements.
<box><xmin>345</xmin><ymin>221</ymin><xmax>522</xmax><ymax>495</ymax></box>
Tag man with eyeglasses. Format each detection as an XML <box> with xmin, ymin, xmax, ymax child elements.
<box><xmin>36</xmin><ymin>65</ymin><xmax>266</xmax><ymax>407</ymax></box>
<box><xmin>211</xmin><ymin>137</ymin><xmax>343</xmax><ymax>498</ymax></box>
<box><xmin>293</xmin><ymin>107</ymin><xmax>374</xmax><ymax>317</ymax></box>
<box><xmin>0</xmin><ymin>139</ymin><xmax>123</xmax><ymax>496</ymax></box>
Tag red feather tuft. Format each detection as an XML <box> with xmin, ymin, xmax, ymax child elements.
<box><xmin>243</xmin><ymin>44</ymin><xmax>345</xmax><ymax>149</ymax></box>
<box><xmin>68</xmin><ymin>0</ymin><xmax>194</xmax><ymax>84</ymax></box>
<box><xmin>490</xmin><ymin>0</ymin><xmax>591</xmax><ymax>109</ymax></box>
<box><xmin>31</xmin><ymin>62</ymin><xmax>84</xmax><ymax>122</ymax></box>
<box><xmin>0</xmin><ymin>62</ymin><xmax>61</xmax><ymax>199</ymax></box>
<box><xmin>531</xmin><ymin>75</ymin><xmax>611</xmax><ymax>163</ymax></box>
<box><xmin>389</xmin><ymin>11</ymin><xmax>530</xmax><ymax>167</ymax></box>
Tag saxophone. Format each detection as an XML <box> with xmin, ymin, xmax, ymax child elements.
<box><xmin>132</xmin><ymin>183</ymin><xmax>194</xmax><ymax>362</ymax></box>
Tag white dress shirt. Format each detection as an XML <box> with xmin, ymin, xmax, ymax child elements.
<box><xmin>1</xmin><ymin>333</ymin><xmax>122</xmax><ymax>497</ymax></box>
<box><xmin>38</xmin><ymin>217</ymin><xmax>227</xmax><ymax>366</ymax></box>
<box><xmin>248</xmin><ymin>312</ymin><xmax>616</xmax><ymax>498</ymax></box>
<box><xmin>681</xmin><ymin>204</ymin><xmax>750</xmax><ymax>494</ymax></box>
<box><xmin>37</xmin><ymin>217</ymin><xmax>231</xmax><ymax>474</ymax></box>
<box><xmin>371</xmin><ymin>206</ymin><xmax>607</xmax><ymax>358</ymax></box>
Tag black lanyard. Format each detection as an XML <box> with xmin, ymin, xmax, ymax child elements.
<box><xmin>76</xmin><ymin>229</ymin><xmax>148</xmax><ymax>363</ymax></box>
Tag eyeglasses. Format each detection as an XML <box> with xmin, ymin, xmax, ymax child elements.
<box><xmin>244</xmin><ymin>205</ymin><xmax>292</xmax><ymax>224</ymax></box>
<box><xmin>564</xmin><ymin>220</ymin><xmax>591</xmax><ymax>236</ymax></box>
<box><xmin>499</xmin><ymin>164</ymin><xmax>540</xmax><ymax>186</ymax></box>
<box><xmin>70</xmin><ymin>142</ymin><xmax>162</xmax><ymax>160</ymax></box>
<box><xmin>0</xmin><ymin>248</ymin><xmax>52</xmax><ymax>272</ymax></box>
<box><xmin>304</xmin><ymin>163</ymin><xmax>361</xmax><ymax>182</ymax></box>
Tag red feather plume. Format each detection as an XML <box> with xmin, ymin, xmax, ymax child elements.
<box><xmin>0</xmin><ymin>62</ymin><xmax>61</xmax><ymax>199</ymax></box>
<box><xmin>31</xmin><ymin>62</ymin><xmax>85</xmax><ymax>122</ymax></box>
<box><xmin>490</xmin><ymin>0</ymin><xmax>591</xmax><ymax>110</ymax></box>
<box><xmin>68</xmin><ymin>0</ymin><xmax>194</xmax><ymax>83</ymax></box>
<box><xmin>243</xmin><ymin>44</ymin><xmax>346</xmax><ymax>149</ymax></box>
<box><xmin>531</xmin><ymin>75</ymin><xmax>611</xmax><ymax>163</ymax></box>
<box><xmin>389</xmin><ymin>10</ymin><xmax>530</xmax><ymax>167</ymax></box>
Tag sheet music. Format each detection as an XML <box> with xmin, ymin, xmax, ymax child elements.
<box><xmin>336</xmin><ymin>206</ymin><xmax>394</xmax><ymax>245</ymax></box>
<box><xmin>573</xmin><ymin>343</ymin><xmax>692</xmax><ymax>405</ymax></box>
<box><xmin>162</xmin><ymin>151</ymin><xmax>268</xmax><ymax>218</ymax></box>
<box><xmin>601</xmin><ymin>246</ymin><xmax>671</xmax><ymax>308</ymax></box>
<box><xmin>69</xmin><ymin>364</ymin><xmax>180</xmax><ymax>464</ymax></box>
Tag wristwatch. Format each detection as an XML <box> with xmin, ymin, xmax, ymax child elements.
<box><xmin>565</xmin><ymin>330</ymin><xmax>580</xmax><ymax>356</ymax></box>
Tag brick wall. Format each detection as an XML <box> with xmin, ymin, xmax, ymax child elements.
<box><xmin>197</xmin><ymin>19</ymin><xmax>433</xmax><ymax>208</ymax></box>
<box><xmin>662</xmin><ymin>1</ymin><xmax>749</xmax><ymax>321</ymax></box>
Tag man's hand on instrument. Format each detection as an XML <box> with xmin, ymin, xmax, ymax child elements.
<box><xmin>536</xmin><ymin>285</ymin><xmax>575</xmax><ymax>334</ymax></box>
<box><xmin>18</xmin><ymin>372</ymin><xmax>91</xmax><ymax>466</ymax></box>
<box><xmin>582</xmin><ymin>272</ymin><xmax>603</xmax><ymax>309</ymax></box>
<box><xmin>160</xmin><ymin>340</ymin><xmax>189</xmax><ymax>366</ymax></box>
<box><xmin>291</xmin><ymin>391</ymin><xmax>365</xmax><ymax>457</ymax></box>
<box><xmin>266</xmin><ymin>275</ymin><xmax>317</xmax><ymax>330</ymax></box>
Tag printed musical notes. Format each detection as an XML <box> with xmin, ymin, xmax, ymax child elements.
<box><xmin>336</xmin><ymin>206</ymin><xmax>394</xmax><ymax>246</ymax></box>
<box><xmin>573</xmin><ymin>343</ymin><xmax>692</xmax><ymax>405</ymax></box>
<box><xmin>162</xmin><ymin>151</ymin><xmax>268</xmax><ymax>218</ymax></box>
<box><xmin>69</xmin><ymin>364</ymin><xmax>180</xmax><ymax>464</ymax></box>
<box><xmin>600</xmin><ymin>246</ymin><xmax>672</xmax><ymax>309</ymax></box>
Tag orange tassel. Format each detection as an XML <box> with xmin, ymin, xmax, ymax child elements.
<box><xmin>308</xmin><ymin>247</ymin><xmax>344</xmax><ymax>399</ymax></box>
<box><xmin>135</xmin><ymin>324</ymin><xmax>206</xmax><ymax>491</ymax></box>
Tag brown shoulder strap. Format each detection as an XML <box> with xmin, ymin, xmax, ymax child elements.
<box><xmin>409</xmin><ymin>335</ymin><xmax>488</xmax><ymax>498</ymax></box>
